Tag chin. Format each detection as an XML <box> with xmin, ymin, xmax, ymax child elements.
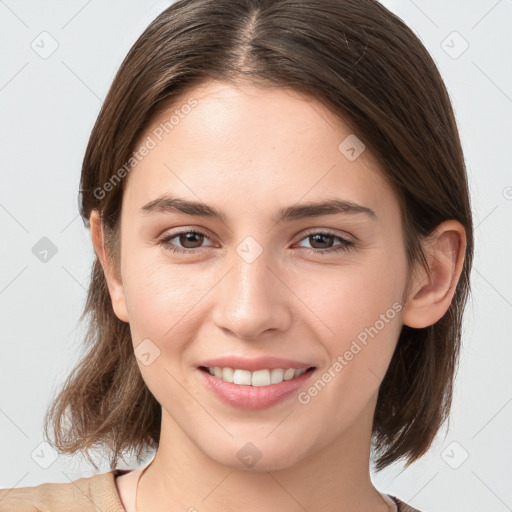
<box><xmin>205</xmin><ymin>438</ymin><xmax>308</xmax><ymax>473</ymax></box>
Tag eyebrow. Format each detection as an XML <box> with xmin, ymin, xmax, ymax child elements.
<box><xmin>140</xmin><ymin>194</ymin><xmax>377</xmax><ymax>223</ymax></box>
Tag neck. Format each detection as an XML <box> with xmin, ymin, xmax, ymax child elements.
<box><xmin>137</xmin><ymin>394</ymin><xmax>389</xmax><ymax>512</ymax></box>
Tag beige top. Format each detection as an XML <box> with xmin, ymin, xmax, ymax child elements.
<box><xmin>0</xmin><ymin>468</ymin><xmax>421</xmax><ymax>512</ymax></box>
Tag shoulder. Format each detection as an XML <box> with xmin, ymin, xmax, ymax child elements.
<box><xmin>0</xmin><ymin>470</ymin><xmax>125</xmax><ymax>512</ymax></box>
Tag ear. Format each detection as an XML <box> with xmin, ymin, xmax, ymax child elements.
<box><xmin>402</xmin><ymin>220</ymin><xmax>466</xmax><ymax>329</ymax></box>
<box><xmin>89</xmin><ymin>210</ymin><xmax>129</xmax><ymax>323</ymax></box>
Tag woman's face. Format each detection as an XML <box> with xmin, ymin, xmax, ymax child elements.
<box><xmin>111</xmin><ymin>80</ymin><xmax>410</xmax><ymax>470</ymax></box>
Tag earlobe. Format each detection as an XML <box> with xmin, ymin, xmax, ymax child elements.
<box><xmin>89</xmin><ymin>210</ymin><xmax>130</xmax><ymax>323</ymax></box>
<box><xmin>402</xmin><ymin>220</ymin><xmax>466</xmax><ymax>329</ymax></box>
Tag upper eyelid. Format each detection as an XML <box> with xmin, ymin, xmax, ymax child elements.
<box><xmin>297</xmin><ymin>228</ymin><xmax>354</xmax><ymax>242</ymax></box>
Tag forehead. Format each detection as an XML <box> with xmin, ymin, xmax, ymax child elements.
<box><xmin>122</xmin><ymin>80</ymin><xmax>397</xmax><ymax>222</ymax></box>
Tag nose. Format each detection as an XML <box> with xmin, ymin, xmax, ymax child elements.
<box><xmin>211</xmin><ymin>246</ymin><xmax>293</xmax><ymax>341</ymax></box>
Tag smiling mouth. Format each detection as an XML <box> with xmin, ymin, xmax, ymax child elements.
<box><xmin>199</xmin><ymin>366</ymin><xmax>316</xmax><ymax>386</ymax></box>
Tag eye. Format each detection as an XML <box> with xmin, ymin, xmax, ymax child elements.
<box><xmin>295</xmin><ymin>230</ymin><xmax>355</xmax><ymax>255</ymax></box>
<box><xmin>158</xmin><ymin>229</ymin><xmax>214</xmax><ymax>254</ymax></box>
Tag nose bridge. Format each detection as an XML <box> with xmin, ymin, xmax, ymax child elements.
<box><xmin>232</xmin><ymin>245</ymin><xmax>273</xmax><ymax>303</ymax></box>
<box><xmin>212</xmin><ymin>237</ymin><xmax>291</xmax><ymax>339</ymax></box>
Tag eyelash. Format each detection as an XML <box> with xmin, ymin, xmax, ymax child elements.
<box><xmin>158</xmin><ymin>229</ymin><xmax>355</xmax><ymax>256</ymax></box>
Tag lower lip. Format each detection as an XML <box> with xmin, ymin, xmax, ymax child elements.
<box><xmin>196</xmin><ymin>367</ymin><xmax>316</xmax><ymax>410</ymax></box>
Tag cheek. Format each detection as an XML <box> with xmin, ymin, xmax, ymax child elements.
<box><xmin>295</xmin><ymin>255</ymin><xmax>406</xmax><ymax>337</ymax></box>
<box><xmin>121</xmin><ymin>251</ymin><xmax>192</xmax><ymax>339</ymax></box>
<box><xmin>121</xmin><ymin>248</ymin><xmax>223</xmax><ymax>348</ymax></box>
<box><xmin>293</xmin><ymin>251</ymin><xmax>407</xmax><ymax>395</ymax></box>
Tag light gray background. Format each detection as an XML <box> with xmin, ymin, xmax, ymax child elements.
<box><xmin>1</xmin><ymin>1</ymin><xmax>511</xmax><ymax>511</ymax></box>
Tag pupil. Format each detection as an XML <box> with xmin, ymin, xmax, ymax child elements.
<box><xmin>181</xmin><ymin>233</ymin><xmax>202</xmax><ymax>248</ymax></box>
<box><xmin>311</xmin><ymin>234</ymin><xmax>332</xmax><ymax>248</ymax></box>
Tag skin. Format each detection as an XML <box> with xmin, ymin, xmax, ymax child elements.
<box><xmin>90</xmin><ymin>80</ymin><xmax>466</xmax><ymax>512</ymax></box>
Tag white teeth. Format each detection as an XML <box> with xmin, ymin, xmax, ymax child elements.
<box><xmin>206</xmin><ymin>366</ymin><xmax>310</xmax><ymax>386</ymax></box>
<box><xmin>222</xmin><ymin>367</ymin><xmax>234</xmax><ymax>382</ymax></box>
<box><xmin>233</xmin><ymin>369</ymin><xmax>252</xmax><ymax>385</ymax></box>
<box><xmin>283</xmin><ymin>368</ymin><xmax>295</xmax><ymax>380</ymax></box>
<box><xmin>270</xmin><ymin>368</ymin><xmax>284</xmax><ymax>384</ymax></box>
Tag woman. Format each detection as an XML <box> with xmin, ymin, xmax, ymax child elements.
<box><xmin>0</xmin><ymin>0</ymin><xmax>473</xmax><ymax>511</ymax></box>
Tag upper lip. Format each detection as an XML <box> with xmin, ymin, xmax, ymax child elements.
<box><xmin>198</xmin><ymin>356</ymin><xmax>316</xmax><ymax>372</ymax></box>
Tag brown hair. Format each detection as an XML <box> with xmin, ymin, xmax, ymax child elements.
<box><xmin>43</xmin><ymin>0</ymin><xmax>474</xmax><ymax>472</ymax></box>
